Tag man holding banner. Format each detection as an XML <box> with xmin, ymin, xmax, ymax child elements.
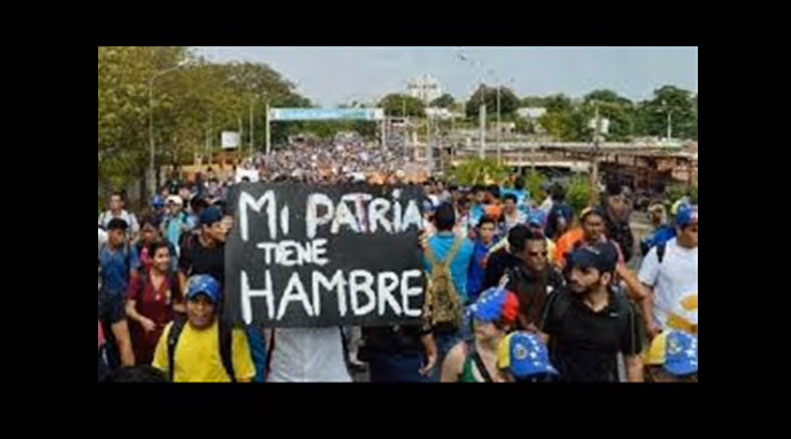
<box><xmin>223</xmin><ymin>181</ymin><xmax>429</xmax><ymax>382</ymax></box>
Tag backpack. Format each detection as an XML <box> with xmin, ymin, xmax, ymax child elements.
<box><xmin>541</xmin><ymin>289</ymin><xmax>640</xmax><ymax>356</ymax></box>
<box><xmin>245</xmin><ymin>324</ymin><xmax>268</xmax><ymax>383</ymax></box>
<box><xmin>640</xmin><ymin>225</ymin><xmax>675</xmax><ymax>258</ymax></box>
<box><xmin>422</xmin><ymin>237</ymin><xmax>465</xmax><ymax>333</ymax></box>
<box><xmin>167</xmin><ymin>313</ymin><xmax>236</xmax><ymax>382</ymax></box>
<box><xmin>655</xmin><ymin>242</ymin><xmax>668</xmax><ymax>264</ymax></box>
<box><xmin>167</xmin><ymin>314</ymin><xmax>267</xmax><ymax>383</ymax></box>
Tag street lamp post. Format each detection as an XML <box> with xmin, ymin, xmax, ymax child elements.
<box><xmin>457</xmin><ymin>52</ymin><xmax>486</xmax><ymax>159</ymax></box>
<box><xmin>148</xmin><ymin>59</ymin><xmax>188</xmax><ymax>197</ymax></box>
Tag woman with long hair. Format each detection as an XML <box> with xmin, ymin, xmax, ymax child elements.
<box><xmin>440</xmin><ymin>287</ymin><xmax>519</xmax><ymax>382</ymax></box>
<box><xmin>125</xmin><ymin>242</ymin><xmax>182</xmax><ymax>365</ymax></box>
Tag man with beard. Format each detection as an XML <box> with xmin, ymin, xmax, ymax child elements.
<box><xmin>539</xmin><ymin>242</ymin><xmax>645</xmax><ymax>382</ymax></box>
<box><xmin>503</xmin><ymin>229</ymin><xmax>564</xmax><ymax>332</ymax></box>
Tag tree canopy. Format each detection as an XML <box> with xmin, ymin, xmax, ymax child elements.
<box><xmin>465</xmin><ymin>85</ymin><xmax>520</xmax><ymax>118</ymax></box>
<box><xmin>430</xmin><ymin>93</ymin><xmax>455</xmax><ymax>108</ymax></box>
<box><xmin>378</xmin><ymin>94</ymin><xmax>425</xmax><ymax>117</ymax></box>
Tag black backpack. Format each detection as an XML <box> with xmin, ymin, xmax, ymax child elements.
<box><xmin>541</xmin><ymin>289</ymin><xmax>640</xmax><ymax>357</ymax></box>
<box><xmin>655</xmin><ymin>242</ymin><xmax>668</xmax><ymax>264</ymax></box>
<box><xmin>167</xmin><ymin>314</ymin><xmax>236</xmax><ymax>382</ymax></box>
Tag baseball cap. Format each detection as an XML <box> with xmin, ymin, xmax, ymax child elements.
<box><xmin>676</xmin><ymin>204</ymin><xmax>698</xmax><ymax>229</ymax></box>
<box><xmin>199</xmin><ymin>206</ymin><xmax>223</xmax><ymax>226</ymax></box>
<box><xmin>497</xmin><ymin>332</ymin><xmax>558</xmax><ymax>379</ymax></box>
<box><xmin>646</xmin><ymin>330</ymin><xmax>698</xmax><ymax>376</ymax></box>
<box><xmin>469</xmin><ymin>287</ymin><xmax>519</xmax><ymax>326</ymax></box>
<box><xmin>567</xmin><ymin>241</ymin><xmax>618</xmax><ymax>274</ymax></box>
<box><xmin>166</xmin><ymin>195</ymin><xmax>183</xmax><ymax>206</ymax></box>
<box><xmin>151</xmin><ymin>195</ymin><xmax>165</xmax><ymax>209</ymax></box>
<box><xmin>107</xmin><ymin>218</ymin><xmax>128</xmax><ymax>231</ymax></box>
<box><xmin>186</xmin><ymin>275</ymin><xmax>222</xmax><ymax>304</ymax></box>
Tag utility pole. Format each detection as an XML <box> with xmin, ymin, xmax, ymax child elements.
<box><xmin>265</xmin><ymin>101</ymin><xmax>271</xmax><ymax>156</ymax></box>
<box><xmin>207</xmin><ymin>111</ymin><xmax>213</xmax><ymax>167</ymax></box>
<box><xmin>667</xmin><ymin>109</ymin><xmax>673</xmax><ymax>140</ymax></box>
<box><xmin>590</xmin><ymin>101</ymin><xmax>601</xmax><ymax>206</ymax></box>
<box><xmin>250</xmin><ymin>98</ymin><xmax>255</xmax><ymax>157</ymax></box>
<box><xmin>238</xmin><ymin>115</ymin><xmax>243</xmax><ymax>156</ymax></box>
<box><xmin>496</xmin><ymin>85</ymin><xmax>501</xmax><ymax>165</ymax></box>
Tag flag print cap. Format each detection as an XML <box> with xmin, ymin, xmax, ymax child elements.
<box><xmin>497</xmin><ymin>332</ymin><xmax>558</xmax><ymax>379</ymax></box>
<box><xmin>469</xmin><ymin>287</ymin><xmax>519</xmax><ymax>325</ymax></box>
<box><xmin>646</xmin><ymin>330</ymin><xmax>698</xmax><ymax>376</ymax></box>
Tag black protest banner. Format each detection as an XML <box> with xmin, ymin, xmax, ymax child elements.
<box><xmin>223</xmin><ymin>183</ymin><xmax>426</xmax><ymax>327</ymax></box>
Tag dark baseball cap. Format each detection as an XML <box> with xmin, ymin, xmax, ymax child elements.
<box><xmin>568</xmin><ymin>241</ymin><xmax>618</xmax><ymax>274</ymax></box>
<box><xmin>107</xmin><ymin>218</ymin><xmax>129</xmax><ymax>231</ymax></box>
<box><xmin>199</xmin><ymin>206</ymin><xmax>223</xmax><ymax>226</ymax></box>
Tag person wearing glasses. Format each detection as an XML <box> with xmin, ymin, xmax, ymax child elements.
<box><xmin>502</xmin><ymin>228</ymin><xmax>565</xmax><ymax>333</ymax></box>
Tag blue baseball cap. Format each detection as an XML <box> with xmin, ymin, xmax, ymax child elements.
<box><xmin>186</xmin><ymin>275</ymin><xmax>222</xmax><ymax>304</ymax></box>
<box><xmin>676</xmin><ymin>205</ymin><xmax>698</xmax><ymax>229</ymax></box>
<box><xmin>664</xmin><ymin>331</ymin><xmax>698</xmax><ymax>376</ymax></box>
<box><xmin>151</xmin><ymin>195</ymin><xmax>165</xmax><ymax>209</ymax></box>
<box><xmin>199</xmin><ymin>206</ymin><xmax>223</xmax><ymax>226</ymax></box>
<box><xmin>497</xmin><ymin>332</ymin><xmax>558</xmax><ymax>379</ymax></box>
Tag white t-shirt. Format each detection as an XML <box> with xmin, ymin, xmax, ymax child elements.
<box><xmin>98</xmin><ymin>210</ymin><xmax>140</xmax><ymax>237</ymax></box>
<box><xmin>267</xmin><ymin>328</ymin><xmax>352</xmax><ymax>383</ymax></box>
<box><xmin>98</xmin><ymin>227</ymin><xmax>108</xmax><ymax>256</ymax></box>
<box><xmin>638</xmin><ymin>238</ymin><xmax>698</xmax><ymax>329</ymax></box>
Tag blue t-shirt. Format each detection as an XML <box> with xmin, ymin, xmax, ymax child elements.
<box><xmin>466</xmin><ymin>239</ymin><xmax>494</xmax><ymax>303</ymax></box>
<box><xmin>424</xmin><ymin>232</ymin><xmax>475</xmax><ymax>302</ymax></box>
<box><xmin>470</xmin><ymin>204</ymin><xmax>486</xmax><ymax>227</ymax></box>
<box><xmin>99</xmin><ymin>243</ymin><xmax>140</xmax><ymax>296</ymax></box>
<box><xmin>164</xmin><ymin>213</ymin><xmax>195</xmax><ymax>251</ymax></box>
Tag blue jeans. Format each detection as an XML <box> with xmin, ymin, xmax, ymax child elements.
<box><xmin>369</xmin><ymin>352</ymin><xmax>432</xmax><ymax>383</ymax></box>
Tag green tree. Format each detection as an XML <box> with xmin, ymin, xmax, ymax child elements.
<box><xmin>634</xmin><ymin>85</ymin><xmax>697</xmax><ymax>140</ymax></box>
<box><xmin>568</xmin><ymin>175</ymin><xmax>593</xmax><ymax>214</ymax></box>
<box><xmin>379</xmin><ymin>94</ymin><xmax>425</xmax><ymax>117</ymax></box>
<box><xmin>465</xmin><ymin>84</ymin><xmax>520</xmax><ymax>119</ymax></box>
<box><xmin>524</xmin><ymin>171</ymin><xmax>548</xmax><ymax>200</ymax></box>
<box><xmin>581</xmin><ymin>89</ymin><xmax>635</xmax><ymax>142</ymax></box>
<box><xmin>98</xmin><ymin>46</ymin><xmax>313</xmax><ymax>198</ymax></box>
<box><xmin>98</xmin><ymin>46</ymin><xmax>189</xmax><ymax>192</ymax></box>
<box><xmin>520</xmin><ymin>96</ymin><xmax>547</xmax><ymax>108</ymax></box>
<box><xmin>430</xmin><ymin>93</ymin><xmax>455</xmax><ymax>108</ymax></box>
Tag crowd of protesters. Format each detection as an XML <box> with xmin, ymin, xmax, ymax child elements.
<box><xmin>99</xmin><ymin>140</ymin><xmax>697</xmax><ymax>383</ymax></box>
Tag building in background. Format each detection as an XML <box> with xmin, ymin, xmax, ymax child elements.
<box><xmin>407</xmin><ymin>75</ymin><xmax>442</xmax><ymax>104</ymax></box>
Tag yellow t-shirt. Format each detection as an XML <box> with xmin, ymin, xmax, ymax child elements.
<box><xmin>152</xmin><ymin>319</ymin><xmax>256</xmax><ymax>383</ymax></box>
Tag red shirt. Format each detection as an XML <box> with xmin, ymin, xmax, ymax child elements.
<box><xmin>127</xmin><ymin>270</ymin><xmax>181</xmax><ymax>364</ymax></box>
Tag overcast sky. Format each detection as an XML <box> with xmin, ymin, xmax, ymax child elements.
<box><xmin>194</xmin><ymin>46</ymin><xmax>697</xmax><ymax>107</ymax></box>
